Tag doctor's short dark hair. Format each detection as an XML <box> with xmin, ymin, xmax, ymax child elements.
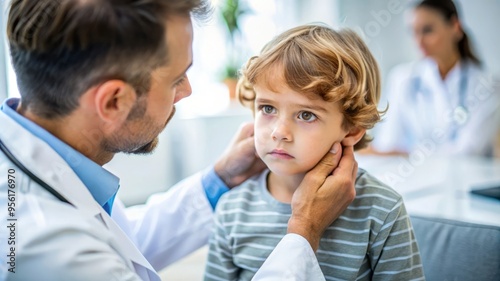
<box><xmin>7</xmin><ymin>0</ymin><xmax>209</xmax><ymax>119</ymax></box>
<box><xmin>237</xmin><ymin>24</ymin><xmax>384</xmax><ymax>151</ymax></box>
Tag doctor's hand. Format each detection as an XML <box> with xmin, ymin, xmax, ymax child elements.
<box><xmin>214</xmin><ymin>122</ymin><xmax>266</xmax><ymax>188</ymax></box>
<box><xmin>288</xmin><ymin>144</ymin><xmax>357</xmax><ymax>252</ymax></box>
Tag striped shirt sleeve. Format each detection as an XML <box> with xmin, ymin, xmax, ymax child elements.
<box><xmin>369</xmin><ymin>198</ymin><xmax>425</xmax><ymax>280</ymax></box>
<box><xmin>204</xmin><ymin>197</ymin><xmax>239</xmax><ymax>281</ymax></box>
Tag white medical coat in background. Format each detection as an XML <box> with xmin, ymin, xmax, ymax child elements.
<box><xmin>373</xmin><ymin>58</ymin><xmax>500</xmax><ymax>156</ymax></box>
<box><xmin>0</xmin><ymin>109</ymin><xmax>325</xmax><ymax>281</ymax></box>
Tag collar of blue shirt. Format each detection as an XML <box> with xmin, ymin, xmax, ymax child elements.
<box><xmin>1</xmin><ymin>98</ymin><xmax>119</xmax><ymax>214</ymax></box>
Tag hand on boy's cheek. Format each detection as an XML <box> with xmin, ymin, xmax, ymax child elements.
<box><xmin>288</xmin><ymin>144</ymin><xmax>358</xmax><ymax>251</ymax></box>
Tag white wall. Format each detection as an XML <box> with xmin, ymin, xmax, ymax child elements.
<box><xmin>333</xmin><ymin>0</ymin><xmax>500</xmax><ymax>98</ymax></box>
<box><xmin>165</xmin><ymin>104</ymin><xmax>253</xmax><ymax>185</ymax></box>
<box><xmin>294</xmin><ymin>0</ymin><xmax>340</xmax><ymax>27</ymax></box>
<box><xmin>0</xmin><ymin>2</ymin><xmax>8</xmax><ymax>100</ymax></box>
<box><xmin>458</xmin><ymin>0</ymin><xmax>500</xmax><ymax>76</ymax></box>
<box><xmin>335</xmin><ymin>0</ymin><xmax>418</xmax><ymax>87</ymax></box>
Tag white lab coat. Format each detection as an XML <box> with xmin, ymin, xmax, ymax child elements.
<box><xmin>373</xmin><ymin>58</ymin><xmax>500</xmax><ymax>156</ymax></box>
<box><xmin>0</xmin><ymin>109</ymin><xmax>325</xmax><ymax>281</ymax></box>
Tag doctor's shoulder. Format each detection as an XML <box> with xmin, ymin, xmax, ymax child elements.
<box><xmin>2</xmin><ymin>191</ymin><xmax>140</xmax><ymax>281</ymax></box>
<box><xmin>382</xmin><ymin>61</ymin><xmax>417</xmax><ymax>102</ymax></box>
<box><xmin>468</xmin><ymin>63</ymin><xmax>500</xmax><ymax>98</ymax></box>
<box><xmin>389</xmin><ymin>58</ymin><xmax>440</xmax><ymax>82</ymax></box>
<box><xmin>461</xmin><ymin>63</ymin><xmax>500</xmax><ymax>125</ymax></box>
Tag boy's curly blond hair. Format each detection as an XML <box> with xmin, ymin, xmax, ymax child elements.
<box><xmin>237</xmin><ymin>24</ymin><xmax>385</xmax><ymax>150</ymax></box>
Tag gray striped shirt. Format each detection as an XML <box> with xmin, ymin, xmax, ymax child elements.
<box><xmin>204</xmin><ymin>169</ymin><xmax>425</xmax><ymax>281</ymax></box>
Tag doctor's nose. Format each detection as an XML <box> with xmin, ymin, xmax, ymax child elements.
<box><xmin>271</xmin><ymin>120</ymin><xmax>292</xmax><ymax>142</ymax></box>
<box><xmin>414</xmin><ymin>33</ymin><xmax>425</xmax><ymax>49</ymax></box>
<box><xmin>173</xmin><ymin>76</ymin><xmax>192</xmax><ymax>104</ymax></box>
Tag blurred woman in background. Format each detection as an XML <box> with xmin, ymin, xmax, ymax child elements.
<box><xmin>369</xmin><ymin>0</ymin><xmax>500</xmax><ymax>157</ymax></box>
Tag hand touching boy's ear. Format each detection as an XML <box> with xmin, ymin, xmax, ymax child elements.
<box><xmin>288</xmin><ymin>143</ymin><xmax>358</xmax><ymax>251</ymax></box>
<box><xmin>341</xmin><ymin>127</ymin><xmax>366</xmax><ymax>147</ymax></box>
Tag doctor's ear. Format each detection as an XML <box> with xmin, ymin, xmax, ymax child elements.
<box><xmin>341</xmin><ymin>126</ymin><xmax>366</xmax><ymax>147</ymax></box>
<box><xmin>449</xmin><ymin>16</ymin><xmax>463</xmax><ymax>41</ymax></box>
<box><xmin>93</xmin><ymin>80</ymin><xmax>137</xmax><ymax>126</ymax></box>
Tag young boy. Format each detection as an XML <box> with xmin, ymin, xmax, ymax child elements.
<box><xmin>204</xmin><ymin>24</ymin><xmax>424</xmax><ymax>280</ymax></box>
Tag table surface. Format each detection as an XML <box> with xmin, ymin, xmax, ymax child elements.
<box><xmin>356</xmin><ymin>154</ymin><xmax>500</xmax><ymax>227</ymax></box>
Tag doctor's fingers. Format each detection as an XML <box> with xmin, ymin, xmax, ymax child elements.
<box><xmin>332</xmin><ymin>145</ymin><xmax>358</xmax><ymax>179</ymax></box>
<box><xmin>328</xmin><ymin>145</ymin><xmax>357</xmax><ymax>202</ymax></box>
<box><xmin>302</xmin><ymin>142</ymin><xmax>343</xmax><ymax>191</ymax></box>
<box><xmin>232</xmin><ymin>122</ymin><xmax>255</xmax><ymax>143</ymax></box>
<box><xmin>310</xmin><ymin>147</ymin><xmax>358</xmax><ymax>226</ymax></box>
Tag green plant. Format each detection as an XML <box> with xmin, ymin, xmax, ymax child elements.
<box><xmin>222</xmin><ymin>64</ymin><xmax>240</xmax><ymax>80</ymax></box>
<box><xmin>220</xmin><ymin>0</ymin><xmax>249</xmax><ymax>80</ymax></box>
<box><xmin>221</xmin><ymin>0</ymin><xmax>244</xmax><ymax>40</ymax></box>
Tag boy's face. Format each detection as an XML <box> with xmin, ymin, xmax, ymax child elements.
<box><xmin>254</xmin><ymin>82</ymin><xmax>348</xmax><ymax>176</ymax></box>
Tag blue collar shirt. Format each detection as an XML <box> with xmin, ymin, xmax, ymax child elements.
<box><xmin>1</xmin><ymin>98</ymin><xmax>119</xmax><ymax>214</ymax></box>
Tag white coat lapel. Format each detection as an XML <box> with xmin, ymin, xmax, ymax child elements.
<box><xmin>0</xmin><ymin>111</ymin><xmax>160</xmax><ymax>281</ymax></box>
<box><xmin>101</xmin><ymin>214</ymin><xmax>161</xmax><ymax>281</ymax></box>
<box><xmin>422</xmin><ymin>59</ymin><xmax>454</xmax><ymax>136</ymax></box>
<box><xmin>412</xmin><ymin>60</ymin><xmax>447</xmax><ymax>138</ymax></box>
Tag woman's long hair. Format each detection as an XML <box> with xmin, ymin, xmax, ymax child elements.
<box><xmin>416</xmin><ymin>0</ymin><xmax>481</xmax><ymax>65</ymax></box>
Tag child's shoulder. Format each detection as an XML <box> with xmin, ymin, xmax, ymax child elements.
<box><xmin>354</xmin><ymin>168</ymin><xmax>403</xmax><ymax>206</ymax></box>
<box><xmin>218</xmin><ymin>170</ymin><xmax>269</xmax><ymax>205</ymax></box>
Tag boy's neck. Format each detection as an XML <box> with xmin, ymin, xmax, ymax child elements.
<box><xmin>267</xmin><ymin>172</ymin><xmax>305</xmax><ymax>204</ymax></box>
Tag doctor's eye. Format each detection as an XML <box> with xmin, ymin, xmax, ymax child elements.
<box><xmin>173</xmin><ymin>75</ymin><xmax>187</xmax><ymax>87</ymax></box>
<box><xmin>422</xmin><ymin>25</ymin><xmax>434</xmax><ymax>35</ymax></box>
<box><xmin>298</xmin><ymin>111</ymin><xmax>317</xmax><ymax>122</ymax></box>
<box><xmin>259</xmin><ymin>105</ymin><xmax>276</xmax><ymax>115</ymax></box>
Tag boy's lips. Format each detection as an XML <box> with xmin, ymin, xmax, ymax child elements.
<box><xmin>268</xmin><ymin>149</ymin><xmax>294</xmax><ymax>159</ymax></box>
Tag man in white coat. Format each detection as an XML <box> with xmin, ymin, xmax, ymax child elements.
<box><xmin>0</xmin><ymin>0</ymin><xmax>358</xmax><ymax>280</ymax></box>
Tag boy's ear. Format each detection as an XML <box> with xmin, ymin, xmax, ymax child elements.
<box><xmin>341</xmin><ymin>127</ymin><xmax>366</xmax><ymax>147</ymax></box>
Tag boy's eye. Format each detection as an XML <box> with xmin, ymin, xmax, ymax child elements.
<box><xmin>298</xmin><ymin>111</ymin><xmax>317</xmax><ymax>122</ymax></box>
<box><xmin>262</xmin><ymin>105</ymin><xmax>276</xmax><ymax>114</ymax></box>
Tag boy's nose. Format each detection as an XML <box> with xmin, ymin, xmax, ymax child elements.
<box><xmin>271</xmin><ymin>120</ymin><xmax>292</xmax><ymax>142</ymax></box>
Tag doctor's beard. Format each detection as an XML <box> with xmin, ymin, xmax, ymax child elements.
<box><xmin>102</xmin><ymin>104</ymin><xmax>176</xmax><ymax>155</ymax></box>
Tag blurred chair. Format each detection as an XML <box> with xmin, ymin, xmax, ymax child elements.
<box><xmin>411</xmin><ymin>216</ymin><xmax>500</xmax><ymax>281</ymax></box>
